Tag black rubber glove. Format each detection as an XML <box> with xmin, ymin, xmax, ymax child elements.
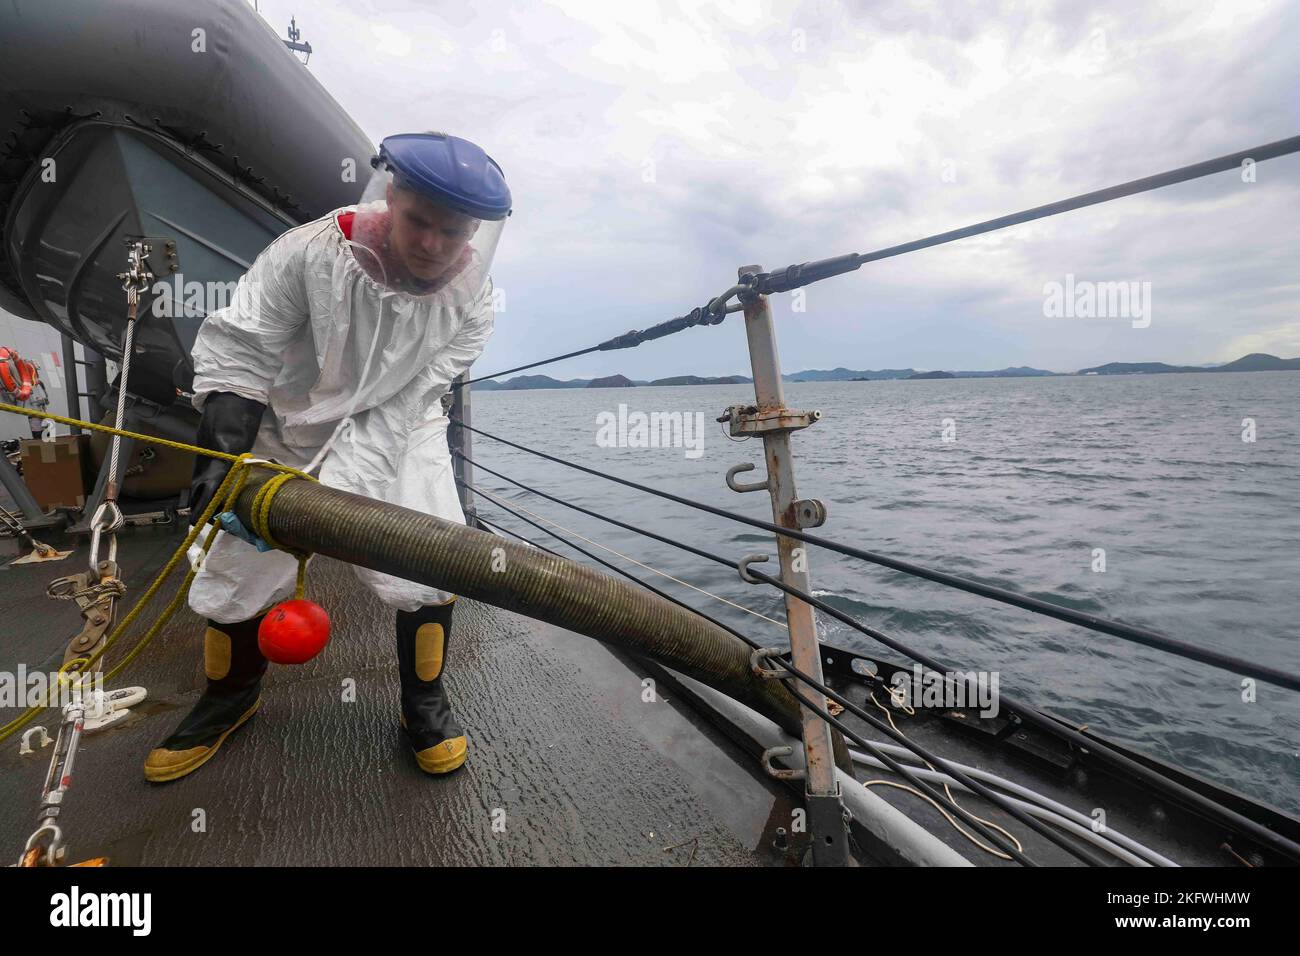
<box><xmin>188</xmin><ymin>391</ymin><xmax>267</xmax><ymax>527</ymax></box>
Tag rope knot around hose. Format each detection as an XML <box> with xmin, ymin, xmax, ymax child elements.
<box><xmin>0</xmin><ymin>404</ymin><xmax>322</xmax><ymax>743</ymax></box>
<box><xmin>246</xmin><ymin>468</ymin><xmax>313</xmax><ymax>598</ymax></box>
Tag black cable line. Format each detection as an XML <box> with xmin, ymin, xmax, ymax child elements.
<box><xmin>468</xmin><ymin>481</ymin><xmax>752</xmax><ymax>641</ymax></box>
<box><xmin>453</xmin><ymin>418</ymin><xmax>1300</xmax><ymax>692</ymax></box>
<box><xmin>466</xmin><ymin>478</ymin><xmax>1125</xmax><ymax>866</ymax></box>
<box><xmin>458</xmin><ymin>449</ymin><xmax>749</xmax><ymax>573</ymax></box>
<box><xmin>456</xmin><ymin>345</ymin><xmax>602</xmax><ymax>388</ymax></box>
<box><xmin>476</xmin><ymin>514</ymin><xmax>562</xmax><ymax>557</ymax></box>
<box><xmin>470</xmin><ymin>487</ymin><xmax>1047</xmax><ymax>865</ymax></box>
<box><xmin>458</xmin><ymin>455</ymin><xmax>1300</xmax><ymax>862</ymax></box>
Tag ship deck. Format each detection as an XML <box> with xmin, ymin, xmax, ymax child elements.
<box><xmin>1</xmin><ymin>520</ymin><xmax>794</xmax><ymax>866</ymax></box>
<box><xmin>4</xmin><ymin>513</ymin><xmax>1294</xmax><ymax>868</ymax></box>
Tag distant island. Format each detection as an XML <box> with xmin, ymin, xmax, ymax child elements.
<box><xmin>1076</xmin><ymin>353</ymin><xmax>1300</xmax><ymax>375</ymax></box>
<box><xmin>789</xmin><ymin>365</ymin><xmax>1057</xmax><ymax>382</ymax></box>
<box><xmin>471</xmin><ymin>353</ymin><xmax>1300</xmax><ymax>390</ymax></box>
<box><xmin>585</xmin><ymin>374</ymin><xmax>635</xmax><ymax>388</ymax></box>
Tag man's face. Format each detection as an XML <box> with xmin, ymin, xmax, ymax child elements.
<box><xmin>385</xmin><ymin>182</ymin><xmax>479</xmax><ymax>283</ymax></box>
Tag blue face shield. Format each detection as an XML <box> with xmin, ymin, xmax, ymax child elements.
<box><xmin>350</xmin><ymin>132</ymin><xmax>511</xmax><ymax>304</ymax></box>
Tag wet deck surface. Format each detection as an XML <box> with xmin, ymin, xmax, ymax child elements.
<box><xmin>1</xmin><ymin>523</ymin><xmax>796</xmax><ymax>866</ymax></box>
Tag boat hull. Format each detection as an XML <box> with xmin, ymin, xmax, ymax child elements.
<box><xmin>0</xmin><ymin>0</ymin><xmax>373</xmax><ymax>403</ymax></box>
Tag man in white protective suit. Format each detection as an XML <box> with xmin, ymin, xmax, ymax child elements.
<box><xmin>143</xmin><ymin>133</ymin><xmax>511</xmax><ymax>783</ymax></box>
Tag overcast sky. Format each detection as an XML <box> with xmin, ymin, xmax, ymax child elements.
<box><xmin>253</xmin><ymin>1</ymin><xmax>1297</xmax><ymax>377</ymax></box>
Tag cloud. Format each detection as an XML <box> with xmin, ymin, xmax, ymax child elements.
<box><xmin>249</xmin><ymin>0</ymin><xmax>1300</xmax><ymax>377</ymax></box>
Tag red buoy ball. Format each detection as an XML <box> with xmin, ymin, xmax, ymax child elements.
<box><xmin>258</xmin><ymin>600</ymin><xmax>331</xmax><ymax>664</ymax></box>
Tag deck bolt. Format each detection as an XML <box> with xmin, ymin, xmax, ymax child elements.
<box><xmin>773</xmin><ymin>826</ymin><xmax>789</xmax><ymax>851</ymax></box>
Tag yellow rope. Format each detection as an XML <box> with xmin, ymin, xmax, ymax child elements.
<box><xmin>249</xmin><ymin>471</ymin><xmax>310</xmax><ymax>598</ymax></box>
<box><xmin>0</xmin><ymin>402</ymin><xmax>242</xmax><ymax>462</ymax></box>
<box><xmin>0</xmin><ymin>403</ymin><xmax>318</xmax><ymax>743</ymax></box>
<box><xmin>249</xmin><ymin>472</ymin><xmax>300</xmax><ymax>553</ymax></box>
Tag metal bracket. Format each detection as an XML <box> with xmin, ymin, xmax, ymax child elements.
<box><xmin>717</xmin><ymin>403</ymin><xmax>822</xmax><ymax>438</ymax></box>
<box><xmin>793</xmin><ymin>498</ymin><xmax>827</xmax><ymax>529</ymax></box>
<box><xmin>81</xmin><ymin>685</ymin><xmax>148</xmax><ymax>733</ymax></box>
<box><xmin>738</xmin><ymin>552</ymin><xmax>768</xmax><ymax>584</ymax></box>
<box><xmin>726</xmin><ymin>462</ymin><xmax>770</xmax><ymax>493</ymax></box>
<box><xmin>122</xmin><ymin>235</ymin><xmax>179</xmax><ymax>278</ymax></box>
<box><xmin>761</xmin><ymin>745</ymin><xmax>805</xmax><ymax>781</ymax></box>
<box><xmin>47</xmin><ymin>562</ymin><xmax>124</xmax><ymax>665</ymax></box>
<box><xmin>806</xmin><ymin>787</ymin><xmax>853</xmax><ymax>866</ymax></box>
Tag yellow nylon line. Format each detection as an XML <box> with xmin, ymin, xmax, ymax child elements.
<box><xmin>0</xmin><ymin>402</ymin><xmax>320</xmax><ymax>743</ymax></box>
<box><xmin>0</xmin><ymin>401</ymin><xmax>241</xmax><ymax>462</ymax></box>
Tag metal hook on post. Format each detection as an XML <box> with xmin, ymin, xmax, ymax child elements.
<box><xmin>750</xmin><ymin>645</ymin><xmax>789</xmax><ymax>680</ymax></box>
<box><xmin>726</xmin><ymin>463</ymin><xmax>771</xmax><ymax>494</ymax></box>
<box><xmin>738</xmin><ymin>552</ymin><xmax>769</xmax><ymax>584</ymax></box>
<box><xmin>761</xmin><ymin>745</ymin><xmax>805</xmax><ymax>782</ymax></box>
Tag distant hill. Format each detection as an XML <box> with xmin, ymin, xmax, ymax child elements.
<box><xmin>467</xmin><ymin>353</ymin><xmax>1299</xmax><ymax>390</ymax></box>
<box><xmin>788</xmin><ymin>367</ymin><xmax>914</xmax><ymax>381</ymax></box>
<box><xmin>478</xmin><ymin>374</ymin><xmax>590</xmax><ymax>390</ymax></box>
<box><xmin>954</xmin><ymin>366</ymin><xmax>1060</xmax><ymax>378</ymax></box>
<box><xmin>647</xmin><ymin>374</ymin><xmax>752</xmax><ymax>386</ymax></box>
<box><xmin>788</xmin><ymin>366</ymin><xmax>1058</xmax><ymax>381</ymax></box>
<box><xmin>1076</xmin><ymin>353</ymin><xmax>1300</xmax><ymax>375</ymax></box>
<box><xmin>1076</xmin><ymin>361</ymin><xmax>1196</xmax><ymax>375</ymax></box>
<box><xmin>586</xmin><ymin>374</ymin><xmax>635</xmax><ymax>388</ymax></box>
<box><xmin>1214</xmin><ymin>353</ymin><xmax>1300</xmax><ymax>372</ymax></box>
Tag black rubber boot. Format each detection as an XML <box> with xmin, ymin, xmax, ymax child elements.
<box><xmin>143</xmin><ymin>615</ymin><xmax>268</xmax><ymax>783</ymax></box>
<box><xmin>395</xmin><ymin>600</ymin><xmax>467</xmax><ymax>774</ymax></box>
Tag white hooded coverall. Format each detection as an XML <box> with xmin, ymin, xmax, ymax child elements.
<box><xmin>186</xmin><ymin>205</ymin><xmax>494</xmax><ymax>621</ymax></box>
